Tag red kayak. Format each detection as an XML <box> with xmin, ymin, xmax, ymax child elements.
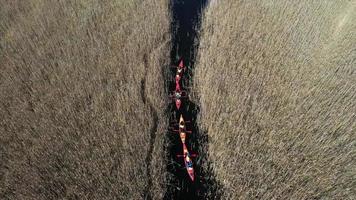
<box><xmin>170</xmin><ymin>115</ymin><xmax>192</xmax><ymax>144</ymax></box>
<box><xmin>177</xmin><ymin>143</ymin><xmax>196</xmax><ymax>181</ymax></box>
<box><xmin>174</xmin><ymin>59</ymin><xmax>185</xmax><ymax>92</ymax></box>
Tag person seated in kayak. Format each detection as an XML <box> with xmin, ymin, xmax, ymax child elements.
<box><xmin>180</xmin><ymin>132</ymin><xmax>185</xmax><ymax>138</ymax></box>
<box><xmin>179</xmin><ymin>121</ymin><xmax>185</xmax><ymax>129</ymax></box>
<box><xmin>186</xmin><ymin>157</ymin><xmax>193</xmax><ymax>167</ymax></box>
<box><xmin>175</xmin><ymin>74</ymin><xmax>181</xmax><ymax>83</ymax></box>
<box><xmin>175</xmin><ymin>91</ymin><xmax>181</xmax><ymax>99</ymax></box>
<box><xmin>187</xmin><ymin>161</ymin><xmax>193</xmax><ymax>168</ymax></box>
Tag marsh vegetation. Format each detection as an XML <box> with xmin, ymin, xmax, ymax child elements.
<box><xmin>1</xmin><ymin>0</ymin><xmax>355</xmax><ymax>199</ymax></box>
<box><xmin>0</xmin><ymin>0</ymin><xmax>170</xmax><ymax>199</ymax></box>
<box><xmin>193</xmin><ymin>0</ymin><xmax>356</xmax><ymax>199</ymax></box>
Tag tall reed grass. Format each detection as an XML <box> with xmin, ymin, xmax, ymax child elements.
<box><xmin>193</xmin><ymin>1</ymin><xmax>356</xmax><ymax>199</ymax></box>
<box><xmin>0</xmin><ymin>0</ymin><xmax>170</xmax><ymax>199</ymax></box>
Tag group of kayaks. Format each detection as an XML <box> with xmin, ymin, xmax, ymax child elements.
<box><xmin>169</xmin><ymin>60</ymin><xmax>188</xmax><ymax>110</ymax></box>
<box><xmin>169</xmin><ymin>59</ymin><xmax>196</xmax><ymax>182</ymax></box>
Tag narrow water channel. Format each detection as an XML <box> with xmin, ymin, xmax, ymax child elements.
<box><xmin>164</xmin><ymin>0</ymin><xmax>222</xmax><ymax>199</ymax></box>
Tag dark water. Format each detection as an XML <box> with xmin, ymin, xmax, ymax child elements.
<box><xmin>164</xmin><ymin>0</ymin><xmax>223</xmax><ymax>199</ymax></box>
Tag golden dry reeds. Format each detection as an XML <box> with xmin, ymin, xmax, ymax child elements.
<box><xmin>193</xmin><ymin>0</ymin><xmax>356</xmax><ymax>199</ymax></box>
<box><xmin>0</xmin><ymin>0</ymin><xmax>170</xmax><ymax>199</ymax></box>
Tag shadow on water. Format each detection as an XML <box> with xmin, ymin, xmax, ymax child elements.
<box><xmin>164</xmin><ymin>0</ymin><xmax>223</xmax><ymax>199</ymax></box>
<box><xmin>170</xmin><ymin>0</ymin><xmax>206</xmax><ymax>67</ymax></box>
